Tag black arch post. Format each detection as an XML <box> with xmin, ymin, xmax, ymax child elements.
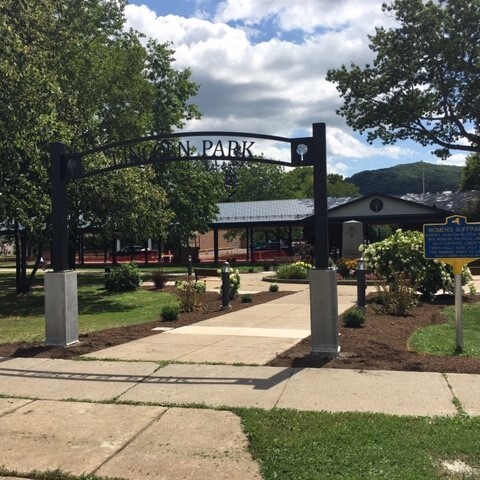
<box><xmin>50</xmin><ymin>142</ymin><xmax>69</xmax><ymax>272</ymax></box>
<box><xmin>312</xmin><ymin>123</ymin><xmax>329</xmax><ymax>268</ymax></box>
<box><xmin>46</xmin><ymin>142</ymin><xmax>79</xmax><ymax>346</ymax></box>
<box><xmin>309</xmin><ymin>122</ymin><xmax>340</xmax><ymax>357</ymax></box>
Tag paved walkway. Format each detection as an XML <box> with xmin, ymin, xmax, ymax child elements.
<box><xmin>1</xmin><ymin>273</ymin><xmax>479</xmax><ymax>480</ymax></box>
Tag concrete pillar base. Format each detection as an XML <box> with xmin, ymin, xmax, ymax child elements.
<box><xmin>45</xmin><ymin>270</ymin><xmax>79</xmax><ymax>346</ymax></box>
<box><xmin>309</xmin><ymin>268</ymin><xmax>340</xmax><ymax>357</ymax></box>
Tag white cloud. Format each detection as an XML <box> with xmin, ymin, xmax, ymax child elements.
<box><xmin>124</xmin><ymin>1</ymin><xmax>438</xmax><ymax>176</ymax></box>
<box><xmin>214</xmin><ymin>0</ymin><xmax>391</xmax><ymax>33</ymax></box>
<box><xmin>437</xmin><ymin>153</ymin><xmax>467</xmax><ymax>168</ymax></box>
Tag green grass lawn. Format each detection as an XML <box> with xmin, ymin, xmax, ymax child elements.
<box><xmin>409</xmin><ymin>302</ymin><xmax>480</xmax><ymax>356</ymax></box>
<box><xmin>239</xmin><ymin>409</ymin><xmax>480</xmax><ymax>480</ymax></box>
<box><xmin>0</xmin><ymin>269</ymin><xmax>177</xmax><ymax>344</ymax></box>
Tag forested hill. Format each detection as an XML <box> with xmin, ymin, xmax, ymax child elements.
<box><xmin>346</xmin><ymin>162</ymin><xmax>463</xmax><ymax>195</ymax></box>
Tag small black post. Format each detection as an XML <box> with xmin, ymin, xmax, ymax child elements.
<box><xmin>221</xmin><ymin>261</ymin><xmax>231</xmax><ymax>310</ymax></box>
<box><xmin>357</xmin><ymin>257</ymin><xmax>366</xmax><ymax>308</ymax></box>
<box><xmin>187</xmin><ymin>255</ymin><xmax>193</xmax><ymax>277</ymax></box>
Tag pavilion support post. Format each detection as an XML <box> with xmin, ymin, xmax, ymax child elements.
<box><xmin>213</xmin><ymin>226</ymin><xmax>219</xmax><ymax>263</ymax></box>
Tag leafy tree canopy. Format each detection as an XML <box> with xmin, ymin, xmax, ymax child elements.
<box><xmin>0</xmin><ymin>0</ymin><xmax>202</xmax><ymax>291</ymax></box>
<box><xmin>460</xmin><ymin>153</ymin><xmax>480</xmax><ymax>191</ymax></box>
<box><xmin>156</xmin><ymin>161</ymin><xmax>226</xmax><ymax>245</ymax></box>
<box><xmin>224</xmin><ymin>163</ymin><xmax>295</xmax><ymax>202</ymax></box>
<box><xmin>327</xmin><ymin>0</ymin><xmax>480</xmax><ymax>159</ymax></box>
<box><xmin>326</xmin><ymin>173</ymin><xmax>360</xmax><ymax>197</ymax></box>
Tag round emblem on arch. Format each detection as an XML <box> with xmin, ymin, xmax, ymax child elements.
<box><xmin>296</xmin><ymin>143</ymin><xmax>308</xmax><ymax>161</ymax></box>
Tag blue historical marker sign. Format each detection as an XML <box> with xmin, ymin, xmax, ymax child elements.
<box><xmin>424</xmin><ymin>215</ymin><xmax>480</xmax><ymax>259</ymax></box>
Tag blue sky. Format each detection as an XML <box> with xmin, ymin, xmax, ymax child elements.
<box><xmin>125</xmin><ymin>0</ymin><xmax>467</xmax><ymax>180</ymax></box>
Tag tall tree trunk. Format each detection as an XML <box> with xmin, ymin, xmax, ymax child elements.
<box><xmin>14</xmin><ymin>220</ymin><xmax>21</xmax><ymax>294</ymax></box>
<box><xmin>25</xmin><ymin>241</ymin><xmax>43</xmax><ymax>293</ymax></box>
<box><xmin>14</xmin><ymin>220</ymin><xmax>33</xmax><ymax>294</ymax></box>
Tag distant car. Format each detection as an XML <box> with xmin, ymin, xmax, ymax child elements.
<box><xmin>108</xmin><ymin>246</ymin><xmax>158</xmax><ymax>263</ymax></box>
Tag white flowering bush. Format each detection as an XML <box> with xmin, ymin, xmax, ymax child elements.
<box><xmin>360</xmin><ymin>229</ymin><xmax>471</xmax><ymax>299</ymax></box>
<box><xmin>219</xmin><ymin>267</ymin><xmax>241</xmax><ymax>299</ymax></box>
<box><xmin>175</xmin><ymin>279</ymin><xmax>206</xmax><ymax>312</ymax></box>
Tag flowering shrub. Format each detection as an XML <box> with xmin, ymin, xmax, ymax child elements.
<box><xmin>360</xmin><ymin>229</ymin><xmax>472</xmax><ymax>299</ymax></box>
<box><xmin>175</xmin><ymin>279</ymin><xmax>206</xmax><ymax>312</ymax></box>
<box><xmin>335</xmin><ymin>257</ymin><xmax>358</xmax><ymax>278</ymax></box>
<box><xmin>276</xmin><ymin>261</ymin><xmax>312</xmax><ymax>280</ymax></box>
<box><xmin>219</xmin><ymin>267</ymin><xmax>241</xmax><ymax>299</ymax></box>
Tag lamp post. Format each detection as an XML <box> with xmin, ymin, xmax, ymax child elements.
<box><xmin>221</xmin><ymin>261</ymin><xmax>231</xmax><ymax>310</ymax></box>
<box><xmin>187</xmin><ymin>255</ymin><xmax>193</xmax><ymax>277</ymax></box>
<box><xmin>357</xmin><ymin>257</ymin><xmax>366</xmax><ymax>309</ymax></box>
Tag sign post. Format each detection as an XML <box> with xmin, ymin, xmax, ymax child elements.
<box><xmin>424</xmin><ymin>215</ymin><xmax>480</xmax><ymax>351</ymax></box>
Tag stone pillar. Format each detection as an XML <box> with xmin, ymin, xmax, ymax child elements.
<box><xmin>342</xmin><ymin>220</ymin><xmax>363</xmax><ymax>259</ymax></box>
<box><xmin>309</xmin><ymin>268</ymin><xmax>340</xmax><ymax>356</ymax></box>
<box><xmin>45</xmin><ymin>270</ymin><xmax>79</xmax><ymax>346</ymax></box>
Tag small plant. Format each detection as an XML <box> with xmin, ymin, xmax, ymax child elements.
<box><xmin>152</xmin><ymin>269</ymin><xmax>168</xmax><ymax>290</ymax></box>
<box><xmin>241</xmin><ymin>294</ymin><xmax>252</xmax><ymax>303</ymax></box>
<box><xmin>372</xmin><ymin>274</ymin><xmax>419</xmax><ymax>316</ymax></box>
<box><xmin>161</xmin><ymin>304</ymin><xmax>180</xmax><ymax>321</ymax></box>
<box><xmin>175</xmin><ymin>279</ymin><xmax>206</xmax><ymax>312</ymax></box>
<box><xmin>269</xmin><ymin>283</ymin><xmax>279</xmax><ymax>292</ymax></box>
<box><xmin>104</xmin><ymin>263</ymin><xmax>142</xmax><ymax>292</ymax></box>
<box><xmin>248</xmin><ymin>267</ymin><xmax>255</xmax><ymax>273</ymax></box>
<box><xmin>343</xmin><ymin>308</ymin><xmax>366</xmax><ymax>327</ymax></box>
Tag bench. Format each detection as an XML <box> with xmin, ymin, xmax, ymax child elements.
<box><xmin>194</xmin><ymin>267</ymin><xmax>219</xmax><ymax>281</ymax></box>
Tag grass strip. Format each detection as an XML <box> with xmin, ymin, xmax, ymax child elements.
<box><xmin>409</xmin><ymin>303</ymin><xmax>480</xmax><ymax>356</ymax></box>
<box><xmin>238</xmin><ymin>408</ymin><xmax>480</xmax><ymax>480</ymax></box>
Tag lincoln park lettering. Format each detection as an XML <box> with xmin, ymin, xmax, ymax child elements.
<box><xmin>111</xmin><ymin>138</ymin><xmax>255</xmax><ymax>167</ymax></box>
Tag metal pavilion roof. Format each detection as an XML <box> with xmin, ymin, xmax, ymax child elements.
<box><xmin>212</xmin><ymin>191</ymin><xmax>480</xmax><ymax>227</ymax></box>
<box><xmin>215</xmin><ymin>197</ymin><xmax>358</xmax><ymax>226</ymax></box>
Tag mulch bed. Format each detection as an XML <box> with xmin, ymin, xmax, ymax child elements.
<box><xmin>2</xmin><ymin>288</ymin><xmax>480</xmax><ymax>374</ymax></box>
<box><xmin>268</xmin><ymin>294</ymin><xmax>480</xmax><ymax>374</ymax></box>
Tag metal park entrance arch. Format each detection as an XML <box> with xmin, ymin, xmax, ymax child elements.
<box><xmin>47</xmin><ymin>123</ymin><xmax>339</xmax><ymax>355</ymax></box>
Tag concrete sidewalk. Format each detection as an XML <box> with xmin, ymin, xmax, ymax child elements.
<box><xmin>1</xmin><ymin>272</ymin><xmax>479</xmax><ymax>480</ymax></box>
<box><xmin>0</xmin><ymin>357</ymin><xmax>479</xmax><ymax>479</ymax></box>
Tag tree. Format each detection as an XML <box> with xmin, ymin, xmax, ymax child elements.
<box><xmin>460</xmin><ymin>153</ymin><xmax>480</xmax><ymax>191</ymax></box>
<box><xmin>77</xmin><ymin>167</ymin><xmax>172</xmax><ymax>247</ymax></box>
<box><xmin>227</xmin><ymin>163</ymin><xmax>295</xmax><ymax>202</ymax></box>
<box><xmin>0</xmin><ymin>0</ymin><xmax>71</xmax><ymax>292</ymax></box>
<box><xmin>326</xmin><ymin>0</ymin><xmax>480</xmax><ymax>159</ymax></box>
<box><xmin>155</xmin><ymin>161</ymin><xmax>226</xmax><ymax>245</ymax></box>
<box><xmin>284</xmin><ymin>169</ymin><xmax>359</xmax><ymax>198</ymax></box>
<box><xmin>326</xmin><ymin>174</ymin><xmax>360</xmax><ymax>197</ymax></box>
<box><xmin>0</xmin><ymin>0</ymin><xmax>203</xmax><ymax>292</ymax></box>
<box><xmin>284</xmin><ymin>167</ymin><xmax>314</xmax><ymax>198</ymax></box>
